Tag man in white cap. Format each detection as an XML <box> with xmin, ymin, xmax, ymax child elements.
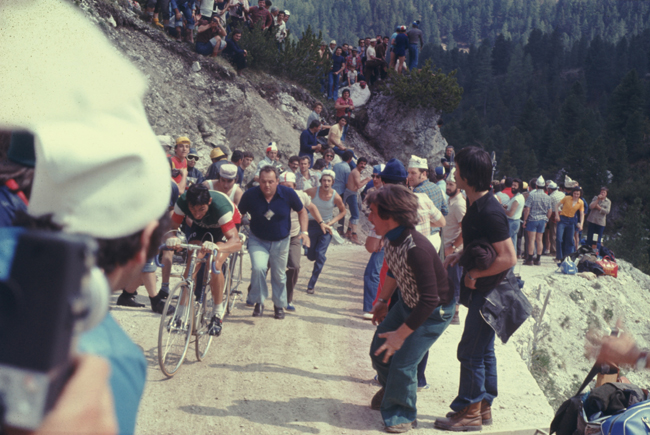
<box><xmin>329</xmin><ymin>40</ymin><xmax>337</xmax><ymax>56</ymax></box>
<box><xmin>543</xmin><ymin>181</ymin><xmax>564</xmax><ymax>256</ymax></box>
<box><xmin>407</xmin><ymin>155</ymin><xmax>448</xmax><ymax>252</ymax></box>
<box><xmin>239</xmin><ymin>166</ymin><xmax>310</xmax><ymax>319</ymax></box>
<box><xmin>279</xmin><ymin>171</ymin><xmax>327</xmax><ymax>310</ymax></box>
<box><xmin>254</xmin><ymin>141</ymin><xmax>282</xmax><ymax>183</ymax></box>
<box><xmin>522</xmin><ymin>176</ymin><xmax>553</xmax><ymax>266</ymax></box>
<box><xmin>207</xmin><ymin>163</ymin><xmax>244</xmax><ymax>207</ymax></box>
<box><xmin>0</xmin><ymin>0</ymin><xmax>174</xmax><ymax>431</ymax></box>
<box><xmin>303</xmin><ymin>169</ymin><xmax>346</xmax><ymax>294</ymax></box>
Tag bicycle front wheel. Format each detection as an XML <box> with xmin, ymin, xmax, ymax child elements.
<box><xmin>195</xmin><ymin>282</ymin><xmax>215</xmax><ymax>361</ymax></box>
<box><xmin>158</xmin><ymin>281</ymin><xmax>194</xmax><ymax>377</ymax></box>
<box><xmin>227</xmin><ymin>252</ymin><xmax>242</xmax><ymax>315</ymax></box>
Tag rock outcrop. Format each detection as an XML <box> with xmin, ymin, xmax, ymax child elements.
<box><xmin>355</xmin><ymin>93</ymin><xmax>448</xmax><ymax>167</ymax></box>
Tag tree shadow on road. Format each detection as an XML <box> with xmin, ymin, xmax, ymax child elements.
<box><xmin>178</xmin><ymin>397</ymin><xmax>383</xmax><ymax>433</ymax></box>
<box><xmin>209</xmin><ymin>362</ymin><xmax>371</xmax><ymax>385</ymax></box>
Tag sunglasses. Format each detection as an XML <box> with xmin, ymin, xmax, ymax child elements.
<box><xmin>325</xmin><ymin>154</ymin><xmax>334</xmax><ymax>158</ymax></box>
<box><xmin>187</xmin><ymin>156</ymin><xmax>199</xmax><ymax>161</ymax></box>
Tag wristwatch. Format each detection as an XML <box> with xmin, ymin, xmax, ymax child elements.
<box><xmin>467</xmin><ymin>271</ymin><xmax>477</xmax><ymax>281</ymax></box>
<box><xmin>377</xmin><ymin>298</ymin><xmax>388</xmax><ymax>304</ymax></box>
<box><xmin>302</xmin><ymin>231</ymin><xmax>309</xmax><ymax>235</ymax></box>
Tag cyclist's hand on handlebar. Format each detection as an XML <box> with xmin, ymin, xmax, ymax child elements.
<box><xmin>201</xmin><ymin>241</ymin><xmax>218</xmax><ymax>254</ymax></box>
<box><xmin>166</xmin><ymin>237</ymin><xmax>181</xmax><ymax>250</ymax></box>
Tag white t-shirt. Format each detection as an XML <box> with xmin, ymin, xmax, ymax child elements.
<box><xmin>366</xmin><ymin>46</ymin><xmax>376</xmax><ymax>59</ymax></box>
<box><xmin>506</xmin><ymin>193</ymin><xmax>526</xmax><ymax>221</ymax></box>
<box><xmin>443</xmin><ymin>192</ymin><xmax>467</xmax><ymax>249</ymax></box>
<box><xmin>290</xmin><ymin>190</ymin><xmax>311</xmax><ymax>237</ymax></box>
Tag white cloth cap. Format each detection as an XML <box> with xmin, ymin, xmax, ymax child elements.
<box><xmin>279</xmin><ymin>171</ymin><xmax>296</xmax><ymax>184</ymax></box>
<box><xmin>447</xmin><ymin>167</ymin><xmax>457</xmax><ymax>183</ymax></box>
<box><xmin>266</xmin><ymin>142</ymin><xmax>278</xmax><ymax>153</ymax></box>
<box><xmin>548</xmin><ymin>181</ymin><xmax>558</xmax><ymax>189</ymax></box>
<box><xmin>536</xmin><ymin>175</ymin><xmax>545</xmax><ymax>187</ymax></box>
<box><xmin>0</xmin><ymin>0</ymin><xmax>169</xmax><ymax>238</ymax></box>
<box><xmin>408</xmin><ymin>155</ymin><xmax>428</xmax><ymax>170</ymax></box>
<box><xmin>565</xmin><ymin>175</ymin><xmax>578</xmax><ymax>188</ymax></box>
<box><xmin>321</xmin><ymin>169</ymin><xmax>336</xmax><ymax>180</ymax></box>
<box><xmin>219</xmin><ymin>163</ymin><xmax>238</xmax><ymax>180</ymax></box>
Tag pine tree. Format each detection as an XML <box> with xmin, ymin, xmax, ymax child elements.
<box><xmin>610</xmin><ymin>198</ymin><xmax>650</xmax><ymax>273</ymax></box>
<box><xmin>491</xmin><ymin>33</ymin><xmax>511</xmax><ymax>75</ymax></box>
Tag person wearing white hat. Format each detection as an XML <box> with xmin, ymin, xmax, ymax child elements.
<box><xmin>239</xmin><ymin>166</ymin><xmax>310</xmax><ymax>319</ymax></box>
<box><xmin>521</xmin><ymin>175</ymin><xmax>553</xmax><ymax>265</ymax></box>
<box><xmin>407</xmin><ymin>155</ymin><xmax>448</xmax><ymax>252</ymax></box>
<box><xmin>543</xmin><ymin>181</ymin><xmax>564</xmax><ymax>256</ymax></box>
<box><xmin>278</xmin><ymin>171</ymin><xmax>326</xmax><ymax>310</ymax></box>
<box><xmin>0</xmin><ymin>0</ymin><xmax>175</xmax><ymax>432</ymax></box>
<box><xmin>254</xmin><ymin>141</ymin><xmax>282</xmax><ymax>183</ymax></box>
<box><xmin>206</xmin><ymin>163</ymin><xmax>244</xmax><ymax>207</ymax></box>
<box><xmin>303</xmin><ymin>169</ymin><xmax>346</xmax><ymax>294</ymax></box>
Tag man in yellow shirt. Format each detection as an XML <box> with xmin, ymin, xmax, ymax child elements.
<box><xmin>554</xmin><ymin>187</ymin><xmax>584</xmax><ymax>260</ymax></box>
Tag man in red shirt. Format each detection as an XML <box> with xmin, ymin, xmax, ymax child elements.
<box><xmin>334</xmin><ymin>88</ymin><xmax>354</xmax><ymax>141</ymax></box>
<box><xmin>248</xmin><ymin>0</ymin><xmax>273</xmax><ymax>29</ymax></box>
<box><xmin>171</xmin><ymin>136</ymin><xmax>190</xmax><ymax>184</ymax></box>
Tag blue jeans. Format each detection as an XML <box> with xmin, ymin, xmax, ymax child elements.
<box><xmin>408</xmin><ymin>44</ymin><xmax>419</xmax><ymax>70</ymax></box>
<box><xmin>586</xmin><ymin>222</ymin><xmax>605</xmax><ymax>249</ymax></box>
<box><xmin>328</xmin><ymin>71</ymin><xmax>340</xmax><ymax>100</ymax></box>
<box><xmin>508</xmin><ymin>219</ymin><xmax>520</xmax><ymax>255</ymax></box>
<box><xmin>174</xmin><ymin>2</ymin><xmax>195</xmax><ymax>29</ymax></box>
<box><xmin>363</xmin><ymin>248</ymin><xmax>384</xmax><ymax>312</ymax></box>
<box><xmin>371</xmin><ymin>299</ymin><xmax>455</xmax><ymax>427</ymax></box>
<box><xmin>447</xmin><ymin>262</ymin><xmax>463</xmax><ymax>303</ymax></box>
<box><xmin>306</xmin><ymin>220</ymin><xmax>332</xmax><ymax>289</ymax></box>
<box><xmin>556</xmin><ymin>215</ymin><xmax>577</xmax><ymax>260</ymax></box>
<box><xmin>450</xmin><ymin>292</ymin><xmax>497</xmax><ymax>411</ymax></box>
<box><xmin>248</xmin><ymin>233</ymin><xmax>290</xmax><ymax>308</ymax></box>
<box><xmin>344</xmin><ymin>190</ymin><xmax>360</xmax><ymax>225</ymax></box>
<box><xmin>341</xmin><ymin>123</ymin><xmax>349</xmax><ymax>141</ymax></box>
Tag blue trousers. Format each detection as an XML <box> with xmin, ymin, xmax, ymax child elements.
<box><xmin>328</xmin><ymin>72</ymin><xmax>340</xmax><ymax>100</ymax></box>
<box><xmin>508</xmin><ymin>219</ymin><xmax>520</xmax><ymax>257</ymax></box>
<box><xmin>363</xmin><ymin>248</ymin><xmax>384</xmax><ymax>312</ymax></box>
<box><xmin>371</xmin><ymin>299</ymin><xmax>455</xmax><ymax>427</ymax></box>
<box><xmin>450</xmin><ymin>291</ymin><xmax>497</xmax><ymax>411</ymax></box>
<box><xmin>556</xmin><ymin>215</ymin><xmax>577</xmax><ymax>260</ymax></box>
<box><xmin>306</xmin><ymin>220</ymin><xmax>332</xmax><ymax>289</ymax></box>
<box><xmin>447</xmin><ymin>262</ymin><xmax>463</xmax><ymax>303</ymax></box>
<box><xmin>408</xmin><ymin>44</ymin><xmax>419</xmax><ymax>70</ymax></box>
<box><xmin>586</xmin><ymin>222</ymin><xmax>605</xmax><ymax>249</ymax></box>
<box><xmin>248</xmin><ymin>233</ymin><xmax>290</xmax><ymax>308</ymax></box>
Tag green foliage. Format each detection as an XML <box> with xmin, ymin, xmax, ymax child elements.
<box><xmin>610</xmin><ymin>198</ymin><xmax>650</xmax><ymax>273</ymax></box>
<box><xmin>237</xmin><ymin>23</ymin><xmax>330</xmax><ymax>94</ymax></box>
<box><xmin>381</xmin><ymin>61</ymin><xmax>463</xmax><ymax>112</ymax></box>
<box><xmin>531</xmin><ymin>348</ymin><xmax>551</xmax><ymax>376</ymax></box>
<box><xmin>603</xmin><ymin>308</ymin><xmax>614</xmax><ymax>323</ymax></box>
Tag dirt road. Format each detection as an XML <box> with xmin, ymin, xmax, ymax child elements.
<box><xmin>112</xmin><ymin>244</ymin><xmax>554</xmax><ymax>434</ymax></box>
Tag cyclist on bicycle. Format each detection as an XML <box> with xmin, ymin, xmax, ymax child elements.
<box><xmin>163</xmin><ymin>183</ymin><xmax>242</xmax><ymax>336</ymax></box>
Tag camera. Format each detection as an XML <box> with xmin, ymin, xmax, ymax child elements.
<box><xmin>0</xmin><ymin>228</ymin><xmax>109</xmax><ymax>430</ymax></box>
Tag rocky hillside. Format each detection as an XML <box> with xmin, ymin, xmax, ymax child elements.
<box><xmin>511</xmin><ymin>259</ymin><xmax>650</xmax><ymax>410</ymax></box>
<box><xmin>79</xmin><ymin>0</ymin><xmax>448</xmax><ymax>173</ymax></box>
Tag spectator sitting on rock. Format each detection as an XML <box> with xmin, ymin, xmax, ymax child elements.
<box><xmin>195</xmin><ymin>14</ymin><xmax>227</xmax><ymax>57</ymax></box>
<box><xmin>288</xmin><ymin>155</ymin><xmax>301</xmax><ymax>173</ymax></box>
<box><xmin>299</xmin><ymin>120</ymin><xmax>322</xmax><ymax>166</ymax></box>
<box><xmin>171</xmin><ymin>0</ymin><xmax>196</xmax><ymax>43</ymax></box>
<box><xmin>223</xmin><ymin>28</ymin><xmax>248</xmax><ymax>74</ymax></box>
<box><xmin>335</xmin><ymin>88</ymin><xmax>354</xmax><ymax>141</ymax></box>
<box><xmin>322</xmin><ymin>149</ymin><xmax>335</xmax><ymax>170</ymax></box>
<box><xmin>186</xmin><ymin>147</ymin><xmax>205</xmax><ymax>186</ymax></box>
<box><xmin>254</xmin><ymin>142</ymin><xmax>283</xmax><ymax>183</ymax></box>
<box><xmin>205</xmin><ymin>147</ymin><xmax>229</xmax><ymax>180</ymax></box>
<box><xmin>248</xmin><ymin>0</ymin><xmax>273</xmax><ymax>29</ymax></box>
<box><xmin>306</xmin><ymin>102</ymin><xmax>331</xmax><ymax>138</ymax></box>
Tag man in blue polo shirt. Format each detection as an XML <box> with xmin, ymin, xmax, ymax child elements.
<box><xmin>238</xmin><ymin>165</ymin><xmax>310</xmax><ymax>319</ymax></box>
<box><xmin>299</xmin><ymin>120</ymin><xmax>322</xmax><ymax>167</ymax></box>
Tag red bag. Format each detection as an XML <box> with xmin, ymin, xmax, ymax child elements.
<box><xmin>597</xmin><ymin>256</ymin><xmax>618</xmax><ymax>278</ymax></box>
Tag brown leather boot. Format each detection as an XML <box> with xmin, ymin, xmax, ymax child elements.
<box><xmin>370</xmin><ymin>388</ymin><xmax>384</xmax><ymax>410</ymax></box>
<box><xmin>444</xmin><ymin>399</ymin><xmax>492</xmax><ymax>425</ymax></box>
<box><xmin>349</xmin><ymin>232</ymin><xmax>363</xmax><ymax>245</ymax></box>
<box><xmin>344</xmin><ymin>228</ymin><xmax>352</xmax><ymax>239</ymax></box>
<box><xmin>435</xmin><ymin>402</ymin><xmax>482</xmax><ymax>431</ymax></box>
<box><xmin>481</xmin><ymin>399</ymin><xmax>492</xmax><ymax>425</ymax></box>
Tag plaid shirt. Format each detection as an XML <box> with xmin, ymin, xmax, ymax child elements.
<box><xmin>524</xmin><ymin>189</ymin><xmax>553</xmax><ymax>222</ymax></box>
<box><xmin>413</xmin><ymin>180</ymin><xmax>448</xmax><ymax>234</ymax></box>
<box><xmin>296</xmin><ymin>170</ymin><xmax>320</xmax><ymax>191</ymax></box>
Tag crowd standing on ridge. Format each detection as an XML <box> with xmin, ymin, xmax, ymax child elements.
<box><xmin>2</xmin><ymin>2</ymin><xmax>645</xmax><ymax>435</ymax></box>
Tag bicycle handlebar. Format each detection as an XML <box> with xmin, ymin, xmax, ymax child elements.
<box><xmin>154</xmin><ymin>243</ymin><xmax>219</xmax><ymax>268</ymax></box>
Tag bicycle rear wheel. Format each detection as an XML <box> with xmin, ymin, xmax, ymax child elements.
<box><xmin>227</xmin><ymin>252</ymin><xmax>242</xmax><ymax>315</ymax></box>
<box><xmin>158</xmin><ymin>281</ymin><xmax>194</xmax><ymax>377</ymax></box>
<box><xmin>195</xmin><ymin>268</ymin><xmax>214</xmax><ymax>361</ymax></box>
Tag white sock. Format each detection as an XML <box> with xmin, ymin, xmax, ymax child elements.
<box><xmin>212</xmin><ymin>302</ymin><xmax>225</xmax><ymax>318</ymax></box>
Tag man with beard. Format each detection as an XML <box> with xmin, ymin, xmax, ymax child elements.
<box><xmin>442</xmin><ymin>169</ymin><xmax>466</xmax><ymax>325</ymax></box>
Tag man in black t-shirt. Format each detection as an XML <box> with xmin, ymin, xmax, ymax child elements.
<box><xmin>435</xmin><ymin>147</ymin><xmax>516</xmax><ymax>431</ymax></box>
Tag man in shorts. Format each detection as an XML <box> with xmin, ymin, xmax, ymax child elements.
<box><xmin>164</xmin><ymin>183</ymin><xmax>242</xmax><ymax>336</ymax></box>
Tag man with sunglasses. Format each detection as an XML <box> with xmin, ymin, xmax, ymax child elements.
<box><xmin>186</xmin><ymin>147</ymin><xmax>205</xmax><ymax>187</ymax></box>
<box><xmin>323</xmin><ymin>149</ymin><xmax>335</xmax><ymax>170</ymax></box>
